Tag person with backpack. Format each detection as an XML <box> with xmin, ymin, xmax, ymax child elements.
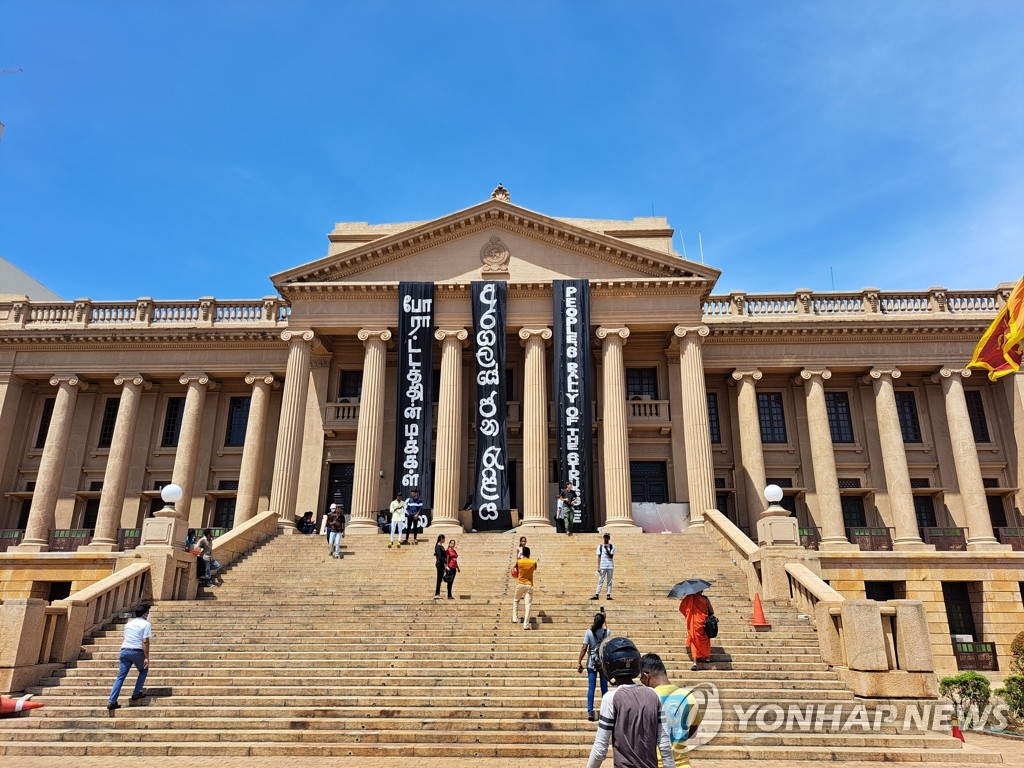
<box><xmin>592</xmin><ymin>532</ymin><xmax>615</xmax><ymax>601</ymax></box>
<box><xmin>577</xmin><ymin>608</ymin><xmax>611</xmax><ymax>721</ymax></box>
<box><xmin>587</xmin><ymin>636</ymin><xmax>675</xmax><ymax>768</ymax></box>
<box><xmin>327</xmin><ymin>506</ymin><xmax>344</xmax><ymax>559</ymax></box>
<box><xmin>640</xmin><ymin>652</ymin><xmax>702</xmax><ymax>768</ymax></box>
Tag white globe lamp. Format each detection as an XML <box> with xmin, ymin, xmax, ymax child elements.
<box><xmin>764</xmin><ymin>484</ymin><xmax>784</xmax><ymax>505</ymax></box>
<box><xmin>160</xmin><ymin>483</ymin><xmax>183</xmax><ymax>505</ymax></box>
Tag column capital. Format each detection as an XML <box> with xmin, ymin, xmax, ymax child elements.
<box><xmin>435</xmin><ymin>328</ymin><xmax>469</xmax><ymax>345</ymax></box>
<box><xmin>731</xmin><ymin>369</ymin><xmax>762</xmax><ymax>383</ymax></box>
<box><xmin>673</xmin><ymin>324</ymin><xmax>710</xmax><ymax>340</ymax></box>
<box><xmin>113</xmin><ymin>373</ymin><xmax>152</xmax><ymax>390</ymax></box>
<box><xmin>245</xmin><ymin>372</ymin><xmax>280</xmax><ymax>389</ymax></box>
<box><xmin>518</xmin><ymin>327</ymin><xmax>552</xmax><ymax>347</ymax></box>
<box><xmin>281</xmin><ymin>329</ymin><xmax>316</xmax><ymax>344</ymax></box>
<box><xmin>863</xmin><ymin>367</ymin><xmax>901</xmax><ymax>384</ymax></box>
<box><xmin>931</xmin><ymin>367</ymin><xmax>972</xmax><ymax>383</ymax></box>
<box><xmin>179</xmin><ymin>372</ymin><xmax>215</xmax><ymax>389</ymax></box>
<box><xmin>596</xmin><ymin>326</ymin><xmax>630</xmax><ymax>343</ymax></box>
<box><xmin>797</xmin><ymin>368</ymin><xmax>832</xmax><ymax>385</ymax></box>
<box><xmin>49</xmin><ymin>373</ymin><xmax>89</xmax><ymax>391</ymax></box>
<box><xmin>357</xmin><ymin>328</ymin><xmax>392</xmax><ymax>344</ymax></box>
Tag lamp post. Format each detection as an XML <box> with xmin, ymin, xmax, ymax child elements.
<box><xmin>763</xmin><ymin>484</ymin><xmax>787</xmax><ymax>516</ymax></box>
<box><xmin>156</xmin><ymin>483</ymin><xmax>183</xmax><ymax>518</ymax></box>
<box><xmin>138</xmin><ymin>483</ymin><xmax>188</xmax><ymax>548</ymax></box>
<box><xmin>756</xmin><ymin>484</ymin><xmax>799</xmax><ymax>546</ymax></box>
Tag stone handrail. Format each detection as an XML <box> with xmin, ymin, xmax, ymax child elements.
<box><xmin>0</xmin><ymin>562</ymin><xmax>151</xmax><ymax>693</ymax></box>
<box><xmin>211</xmin><ymin>509</ymin><xmax>280</xmax><ymax>570</ymax></box>
<box><xmin>703</xmin><ymin>287</ymin><xmax>1005</xmax><ymax>319</ymax></box>
<box><xmin>702</xmin><ymin>509</ymin><xmax>761</xmax><ymax>596</ymax></box>
<box><xmin>784</xmin><ymin>562</ymin><xmax>845</xmax><ymax>627</ymax></box>
<box><xmin>4</xmin><ymin>297</ymin><xmax>289</xmax><ymax>329</ymax></box>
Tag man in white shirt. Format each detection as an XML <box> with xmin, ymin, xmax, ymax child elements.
<box><xmin>592</xmin><ymin>532</ymin><xmax>616</xmax><ymax>601</ymax></box>
<box><xmin>107</xmin><ymin>604</ymin><xmax>153</xmax><ymax>710</ymax></box>
<box><xmin>388</xmin><ymin>494</ymin><xmax>406</xmax><ymax>548</ymax></box>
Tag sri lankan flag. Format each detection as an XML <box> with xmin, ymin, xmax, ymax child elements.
<box><xmin>968</xmin><ymin>277</ymin><xmax>1024</xmax><ymax>381</ymax></box>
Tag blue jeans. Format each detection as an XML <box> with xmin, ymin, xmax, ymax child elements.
<box><xmin>109</xmin><ymin>648</ymin><xmax>147</xmax><ymax>704</ymax></box>
<box><xmin>587</xmin><ymin>668</ymin><xmax>608</xmax><ymax>715</ymax></box>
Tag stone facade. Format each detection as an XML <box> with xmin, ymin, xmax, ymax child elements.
<box><xmin>0</xmin><ymin>194</ymin><xmax>1022</xmax><ymax>674</ymax></box>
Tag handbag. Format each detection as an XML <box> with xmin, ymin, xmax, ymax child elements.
<box><xmin>443</xmin><ymin>567</ymin><xmax>456</xmax><ymax>584</ymax></box>
<box><xmin>511</xmin><ymin>565</ymin><xmax>519</xmax><ymax>578</ymax></box>
<box><xmin>703</xmin><ymin>614</ymin><xmax>719</xmax><ymax>639</ymax></box>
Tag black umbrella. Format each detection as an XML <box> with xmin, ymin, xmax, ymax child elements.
<box><xmin>668</xmin><ymin>578</ymin><xmax>712</xmax><ymax>599</ymax></box>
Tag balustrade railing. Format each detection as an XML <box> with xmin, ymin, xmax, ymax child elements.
<box><xmin>0</xmin><ymin>529</ymin><xmax>24</xmax><ymax>552</ymax></box>
<box><xmin>48</xmin><ymin>529</ymin><xmax>92</xmax><ymax>552</ymax></box>
<box><xmin>996</xmin><ymin>527</ymin><xmax>1024</xmax><ymax>551</ymax></box>
<box><xmin>953</xmin><ymin>641</ymin><xmax>998</xmax><ymax>671</ymax></box>
<box><xmin>847</xmin><ymin>526</ymin><xmax>894</xmax><ymax>551</ymax></box>
<box><xmin>627</xmin><ymin>399</ymin><xmax>669</xmax><ymax>421</ymax></box>
<box><xmin>6</xmin><ymin>297</ymin><xmax>288</xmax><ymax>329</ymax></box>
<box><xmin>921</xmin><ymin>526</ymin><xmax>968</xmax><ymax>551</ymax></box>
<box><xmin>799</xmin><ymin>526</ymin><xmax>821</xmax><ymax>551</ymax></box>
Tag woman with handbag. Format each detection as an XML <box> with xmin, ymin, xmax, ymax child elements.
<box><xmin>432</xmin><ymin>534</ymin><xmax>447</xmax><ymax>600</ymax></box>
<box><xmin>576</xmin><ymin>609</ymin><xmax>610</xmax><ymax>721</ymax></box>
<box><xmin>679</xmin><ymin>590</ymin><xmax>713</xmax><ymax>671</ymax></box>
<box><xmin>444</xmin><ymin>539</ymin><xmax>461</xmax><ymax>600</ymax></box>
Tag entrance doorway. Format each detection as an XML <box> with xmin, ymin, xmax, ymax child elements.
<box><xmin>327</xmin><ymin>463</ymin><xmax>355</xmax><ymax>518</ymax></box>
<box><xmin>630</xmin><ymin>461</ymin><xmax>668</xmax><ymax>504</ymax></box>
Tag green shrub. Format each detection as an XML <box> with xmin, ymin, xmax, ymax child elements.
<box><xmin>939</xmin><ymin>671</ymin><xmax>992</xmax><ymax>720</ymax></box>
<box><xmin>1010</xmin><ymin>630</ymin><xmax>1024</xmax><ymax>676</ymax></box>
<box><xmin>996</xmin><ymin>675</ymin><xmax>1024</xmax><ymax>721</ymax></box>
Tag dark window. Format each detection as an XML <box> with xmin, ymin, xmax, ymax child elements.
<box><xmin>825</xmin><ymin>392</ymin><xmax>855</xmax><ymax>443</ymax></box>
<box><xmin>338</xmin><ymin>371</ymin><xmax>363</xmax><ymax>400</ymax></box>
<box><xmin>150</xmin><ymin>480</ymin><xmax>169</xmax><ymax>515</ymax></box>
<box><xmin>910</xmin><ymin>477</ymin><xmax>931</xmax><ymax>489</ymax></box>
<box><xmin>630</xmin><ymin>461</ymin><xmax>668</xmax><ymax>503</ymax></box>
<box><xmin>97</xmin><ymin>397</ymin><xmax>120</xmax><ymax>449</ymax></box>
<box><xmin>213</xmin><ymin>497</ymin><xmax>236</xmax><ymax>529</ymax></box>
<box><xmin>17</xmin><ymin>500</ymin><xmax>31</xmax><ymax>529</ymax></box>
<box><xmin>48</xmin><ymin>582</ymin><xmax>72</xmax><ymax>602</ymax></box>
<box><xmin>841</xmin><ymin>495</ymin><xmax>866</xmax><ymax>528</ymax></box>
<box><xmin>506</xmin><ymin>368</ymin><xmax>515</xmax><ymax>404</ymax></box>
<box><xmin>714</xmin><ymin>477</ymin><xmax>727</xmax><ymax>489</ymax></box>
<box><xmin>838</xmin><ymin>478</ymin><xmax>862</xmax><ymax>489</ymax></box>
<box><xmin>82</xmin><ymin>498</ymin><xmax>100</xmax><ymax>530</ymax></box>
<box><xmin>865</xmin><ymin>581</ymin><xmax>896</xmax><ymax>601</ymax></box>
<box><xmin>626</xmin><ymin>368</ymin><xmax>658</xmax><ymax>400</ymax></box>
<box><xmin>224</xmin><ymin>397</ymin><xmax>251</xmax><ymax>447</ymax></box>
<box><xmin>982</xmin><ymin>477</ymin><xmax>999</xmax><ymax>488</ymax></box>
<box><xmin>707</xmin><ymin>393</ymin><xmax>721</xmax><ymax>443</ymax></box>
<box><xmin>218</xmin><ymin>480</ymin><xmax>239</xmax><ymax>491</ymax></box>
<box><xmin>35</xmin><ymin>397</ymin><xmax>56</xmax><ymax>449</ymax></box>
<box><xmin>964</xmin><ymin>391</ymin><xmax>990</xmax><ymax>443</ymax></box>
<box><xmin>942</xmin><ymin>582</ymin><xmax>978</xmax><ymax>638</ymax></box>
<box><xmin>987</xmin><ymin>495</ymin><xmax>1008</xmax><ymax>529</ymax></box>
<box><xmin>715</xmin><ymin>492</ymin><xmax>730</xmax><ymax>517</ymax></box>
<box><xmin>914</xmin><ymin>496</ymin><xmax>937</xmax><ymax>530</ymax></box>
<box><xmin>895</xmin><ymin>391</ymin><xmax>922</xmax><ymax>443</ymax></box>
<box><xmin>757</xmin><ymin>392</ymin><xmax>787</xmax><ymax>443</ymax></box>
<box><xmin>432</xmin><ymin>369</ymin><xmax>441</xmax><ymax>403</ymax></box>
<box><xmin>161</xmin><ymin>397</ymin><xmax>185</xmax><ymax>447</ymax></box>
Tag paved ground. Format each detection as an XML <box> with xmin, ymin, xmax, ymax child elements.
<box><xmin>3</xmin><ymin>731</ymin><xmax>1021</xmax><ymax>768</ymax></box>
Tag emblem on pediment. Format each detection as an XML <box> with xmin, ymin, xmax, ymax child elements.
<box><xmin>490</xmin><ymin>183</ymin><xmax>510</xmax><ymax>202</ymax></box>
<box><xmin>480</xmin><ymin>235</ymin><xmax>511</xmax><ymax>273</ymax></box>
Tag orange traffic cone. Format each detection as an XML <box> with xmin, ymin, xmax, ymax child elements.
<box><xmin>951</xmin><ymin>714</ymin><xmax>965</xmax><ymax>742</ymax></box>
<box><xmin>0</xmin><ymin>694</ymin><xmax>43</xmax><ymax>717</ymax></box>
<box><xmin>751</xmin><ymin>593</ymin><xmax>772</xmax><ymax>630</ymax></box>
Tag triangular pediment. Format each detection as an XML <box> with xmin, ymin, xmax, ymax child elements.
<box><xmin>271</xmin><ymin>199</ymin><xmax>720</xmax><ymax>292</ymax></box>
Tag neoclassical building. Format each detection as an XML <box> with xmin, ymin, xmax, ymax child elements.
<box><xmin>1</xmin><ymin>188</ymin><xmax>1022</xmax><ymax>673</ymax></box>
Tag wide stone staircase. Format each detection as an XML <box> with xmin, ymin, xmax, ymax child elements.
<box><xmin>0</xmin><ymin>528</ymin><xmax>991</xmax><ymax>762</ymax></box>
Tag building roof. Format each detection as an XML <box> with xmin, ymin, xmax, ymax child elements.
<box><xmin>0</xmin><ymin>255</ymin><xmax>64</xmax><ymax>301</ymax></box>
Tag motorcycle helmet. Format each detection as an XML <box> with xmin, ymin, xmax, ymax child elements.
<box><xmin>599</xmin><ymin>636</ymin><xmax>641</xmax><ymax>684</ymax></box>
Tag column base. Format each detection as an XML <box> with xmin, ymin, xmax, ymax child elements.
<box><xmin>425</xmin><ymin>521</ymin><xmax>465</xmax><ymax>536</ymax></box>
<box><xmin>967</xmin><ymin>537</ymin><xmax>1012</xmax><ymax>552</ymax></box>
<box><xmin>600</xmin><ymin>519</ymin><xmax>643</xmax><ymax>534</ymax></box>
<box><xmin>818</xmin><ymin>537</ymin><xmax>859</xmax><ymax>552</ymax></box>
<box><xmin>344</xmin><ymin>519</ymin><xmax>384</xmax><ymax>535</ymax></box>
<box><xmin>892</xmin><ymin>538</ymin><xmax>935</xmax><ymax>551</ymax></box>
<box><xmin>517</xmin><ymin>519</ymin><xmax>555</xmax><ymax>532</ymax></box>
<box><xmin>9</xmin><ymin>540</ymin><xmax>49</xmax><ymax>553</ymax></box>
<box><xmin>79</xmin><ymin>540</ymin><xmax>120</xmax><ymax>553</ymax></box>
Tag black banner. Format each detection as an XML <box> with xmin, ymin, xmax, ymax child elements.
<box><xmin>553</xmin><ymin>279</ymin><xmax>593</xmax><ymax>530</ymax></box>
<box><xmin>394</xmin><ymin>282</ymin><xmax>435</xmax><ymax>508</ymax></box>
<box><xmin>471</xmin><ymin>281</ymin><xmax>513</xmax><ymax>531</ymax></box>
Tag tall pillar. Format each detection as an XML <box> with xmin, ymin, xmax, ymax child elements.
<box><xmin>430</xmin><ymin>329</ymin><xmax>468</xmax><ymax>533</ymax></box>
<box><xmin>347</xmin><ymin>329</ymin><xmax>392</xmax><ymax>534</ymax></box>
<box><xmin>172</xmin><ymin>373</ymin><xmax>214</xmax><ymax>522</ymax></box>
<box><xmin>798</xmin><ymin>369</ymin><xmax>856</xmax><ymax>550</ymax></box>
<box><xmin>85</xmin><ymin>374</ymin><xmax>151</xmax><ymax>551</ymax></box>
<box><xmin>519</xmin><ymin>327</ymin><xmax>554</xmax><ymax>530</ymax></box>
<box><xmin>673</xmin><ymin>325</ymin><xmax>715</xmax><ymax>528</ymax></box>
<box><xmin>864</xmin><ymin>367</ymin><xmax>929</xmax><ymax>550</ymax></box>
<box><xmin>15</xmin><ymin>374</ymin><xmax>89</xmax><ymax>552</ymax></box>
<box><xmin>596</xmin><ymin>327</ymin><xmax>637</xmax><ymax>530</ymax></box>
<box><xmin>731</xmin><ymin>369</ymin><xmax>768</xmax><ymax>529</ymax></box>
<box><xmin>932</xmin><ymin>367</ymin><xmax>1004</xmax><ymax>550</ymax></box>
<box><xmin>0</xmin><ymin>374</ymin><xmax>26</xmax><ymax>496</ymax></box>
<box><xmin>269</xmin><ymin>330</ymin><xmax>315</xmax><ymax>528</ymax></box>
<box><xmin>234</xmin><ymin>373</ymin><xmax>278</xmax><ymax>526</ymax></box>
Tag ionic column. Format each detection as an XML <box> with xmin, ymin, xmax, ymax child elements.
<box><xmin>171</xmin><ymin>373</ymin><xmax>215</xmax><ymax>521</ymax></box>
<box><xmin>519</xmin><ymin>327</ymin><xmax>554</xmax><ymax>530</ymax></box>
<box><xmin>597</xmin><ymin>327</ymin><xmax>637</xmax><ymax>530</ymax></box>
<box><xmin>15</xmin><ymin>374</ymin><xmax>89</xmax><ymax>552</ymax></box>
<box><xmin>731</xmin><ymin>369</ymin><xmax>768</xmax><ymax>528</ymax></box>
<box><xmin>269</xmin><ymin>331</ymin><xmax>315</xmax><ymax>528</ymax></box>
<box><xmin>864</xmin><ymin>368</ymin><xmax>928</xmax><ymax>549</ymax></box>
<box><xmin>798</xmin><ymin>369</ymin><xmax>855</xmax><ymax>550</ymax></box>
<box><xmin>932</xmin><ymin>367</ymin><xmax>1003</xmax><ymax>549</ymax></box>
<box><xmin>431</xmin><ymin>329</ymin><xmax>468</xmax><ymax>533</ymax></box>
<box><xmin>85</xmin><ymin>374</ymin><xmax>151</xmax><ymax>551</ymax></box>
<box><xmin>673</xmin><ymin>326</ymin><xmax>715</xmax><ymax>527</ymax></box>
<box><xmin>234</xmin><ymin>373</ymin><xmax>279</xmax><ymax>526</ymax></box>
<box><xmin>347</xmin><ymin>329</ymin><xmax>392</xmax><ymax>534</ymax></box>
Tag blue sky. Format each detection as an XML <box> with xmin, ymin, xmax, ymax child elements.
<box><xmin>1</xmin><ymin>2</ymin><xmax>1022</xmax><ymax>301</ymax></box>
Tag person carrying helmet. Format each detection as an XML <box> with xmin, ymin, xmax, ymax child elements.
<box><xmin>587</xmin><ymin>636</ymin><xmax>675</xmax><ymax>768</ymax></box>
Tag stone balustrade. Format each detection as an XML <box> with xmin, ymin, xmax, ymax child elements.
<box><xmin>3</xmin><ymin>297</ymin><xmax>290</xmax><ymax>329</ymax></box>
<box><xmin>703</xmin><ymin>287</ymin><xmax>1004</xmax><ymax>319</ymax></box>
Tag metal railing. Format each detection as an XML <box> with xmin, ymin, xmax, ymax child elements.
<box><xmin>48</xmin><ymin>529</ymin><xmax>93</xmax><ymax>552</ymax></box>
<box><xmin>921</xmin><ymin>526</ymin><xmax>968</xmax><ymax>551</ymax></box>
<box><xmin>0</xmin><ymin>529</ymin><xmax>24</xmax><ymax>552</ymax></box>
<box><xmin>798</xmin><ymin>526</ymin><xmax>821</xmax><ymax>551</ymax></box>
<box><xmin>996</xmin><ymin>527</ymin><xmax>1024</xmax><ymax>551</ymax></box>
<box><xmin>953</xmin><ymin>641</ymin><xmax>998</xmax><ymax>671</ymax></box>
<box><xmin>847</xmin><ymin>526</ymin><xmax>894</xmax><ymax>551</ymax></box>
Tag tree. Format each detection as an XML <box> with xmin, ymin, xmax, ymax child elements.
<box><xmin>939</xmin><ymin>672</ymin><xmax>992</xmax><ymax>721</ymax></box>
